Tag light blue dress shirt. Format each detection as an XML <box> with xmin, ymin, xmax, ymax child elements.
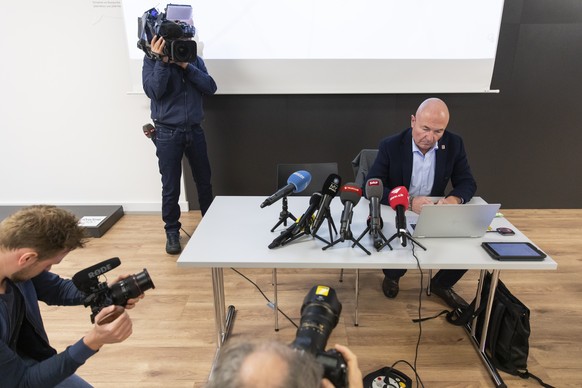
<box><xmin>409</xmin><ymin>141</ymin><xmax>438</xmax><ymax>197</ymax></box>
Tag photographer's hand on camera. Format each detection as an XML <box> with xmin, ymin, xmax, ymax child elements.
<box><xmin>321</xmin><ymin>344</ymin><xmax>364</xmax><ymax>388</ymax></box>
<box><xmin>82</xmin><ymin>305</ymin><xmax>133</xmax><ymax>351</ymax></box>
<box><xmin>151</xmin><ymin>35</ymin><xmax>169</xmax><ymax>63</ymax></box>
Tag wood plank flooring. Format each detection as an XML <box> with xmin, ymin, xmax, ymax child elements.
<box><xmin>39</xmin><ymin>209</ymin><xmax>582</xmax><ymax>387</ymax></box>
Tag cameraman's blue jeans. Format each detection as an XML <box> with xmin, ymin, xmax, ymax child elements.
<box><xmin>155</xmin><ymin>124</ymin><xmax>213</xmax><ymax>234</ymax></box>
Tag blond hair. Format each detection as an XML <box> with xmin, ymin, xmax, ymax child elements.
<box><xmin>0</xmin><ymin>205</ymin><xmax>87</xmax><ymax>260</ymax></box>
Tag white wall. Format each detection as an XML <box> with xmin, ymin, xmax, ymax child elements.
<box><xmin>0</xmin><ymin>1</ymin><xmax>187</xmax><ymax>212</ymax></box>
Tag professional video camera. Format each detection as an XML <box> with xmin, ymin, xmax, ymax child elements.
<box><xmin>72</xmin><ymin>257</ymin><xmax>155</xmax><ymax>324</ymax></box>
<box><xmin>291</xmin><ymin>285</ymin><xmax>348</xmax><ymax>387</ymax></box>
<box><xmin>137</xmin><ymin>4</ymin><xmax>197</xmax><ymax>63</ymax></box>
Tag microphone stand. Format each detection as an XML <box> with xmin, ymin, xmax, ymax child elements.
<box><xmin>313</xmin><ymin>208</ymin><xmax>338</xmax><ymax>246</ymax></box>
<box><xmin>354</xmin><ymin>225</ymin><xmax>392</xmax><ymax>252</ymax></box>
<box><xmin>270</xmin><ymin>197</ymin><xmax>297</xmax><ymax>232</ymax></box>
<box><xmin>323</xmin><ymin>224</ymin><xmax>371</xmax><ymax>255</ymax></box>
<box><xmin>385</xmin><ymin>229</ymin><xmax>427</xmax><ymax>251</ymax></box>
<box><xmin>277</xmin><ymin>211</ymin><xmax>316</xmax><ymax>247</ymax></box>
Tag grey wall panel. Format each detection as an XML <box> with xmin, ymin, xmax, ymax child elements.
<box><xmin>186</xmin><ymin>0</ymin><xmax>582</xmax><ymax>209</ymax></box>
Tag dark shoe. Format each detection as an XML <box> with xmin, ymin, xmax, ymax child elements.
<box><xmin>166</xmin><ymin>233</ymin><xmax>182</xmax><ymax>255</ymax></box>
<box><xmin>430</xmin><ymin>285</ymin><xmax>469</xmax><ymax>310</ymax></box>
<box><xmin>382</xmin><ymin>277</ymin><xmax>399</xmax><ymax>298</ymax></box>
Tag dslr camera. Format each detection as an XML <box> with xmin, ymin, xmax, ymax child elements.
<box><xmin>291</xmin><ymin>285</ymin><xmax>348</xmax><ymax>387</ymax></box>
<box><xmin>137</xmin><ymin>4</ymin><xmax>197</xmax><ymax>63</ymax></box>
<box><xmin>72</xmin><ymin>257</ymin><xmax>155</xmax><ymax>324</ymax></box>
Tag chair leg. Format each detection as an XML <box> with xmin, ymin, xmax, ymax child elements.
<box><xmin>273</xmin><ymin>268</ymin><xmax>279</xmax><ymax>331</ymax></box>
<box><xmin>355</xmin><ymin>269</ymin><xmax>360</xmax><ymax>326</ymax></box>
<box><xmin>339</xmin><ymin>269</ymin><xmax>344</xmax><ymax>282</ymax></box>
<box><xmin>426</xmin><ymin>269</ymin><xmax>433</xmax><ymax>296</ymax></box>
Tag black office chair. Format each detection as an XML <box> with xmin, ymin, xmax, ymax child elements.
<box><xmin>276</xmin><ymin>162</ymin><xmax>339</xmax><ymax>196</ymax></box>
<box><xmin>351</xmin><ymin>149</ymin><xmax>379</xmax><ymax>188</ymax></box>
<box><xmin>271</xmin><ymin>162</ymin><xmax>338</xmax><ymax>330</ymax></box>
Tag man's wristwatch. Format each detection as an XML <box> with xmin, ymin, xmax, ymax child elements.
<box><xmin>408</xmin><ymin>196</ymin><xmax>414</xmax><ymax>210</ymax></box>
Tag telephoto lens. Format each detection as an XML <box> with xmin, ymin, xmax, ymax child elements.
<box><xmin>291</xmin><ymin>285</ymin><xmax>342</xmax><ymax>354</ymax></box>
<box><xmin>110</xmin><ymin>269</ymin><xmax>155</xmax><ymax>306</ymax></box>
<box><xmin>291</xmin><ymin>285</ymin><xmax>347</xmax><ymax>387</ymax></box>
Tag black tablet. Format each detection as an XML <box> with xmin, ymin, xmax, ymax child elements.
<box><xmin>481</xmin><ymin>242</ymin><xmax>546</xmax><ymax>261</ymax></box>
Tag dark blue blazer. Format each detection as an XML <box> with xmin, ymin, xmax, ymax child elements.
<box><xmin>366</xmin><ymin>128</ymin><xmax>477</xmax><ymax>205</ymax></box>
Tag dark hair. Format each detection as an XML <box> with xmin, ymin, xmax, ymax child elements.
<box><xmin>0</xmin><ymin>205</ymin><xmax>87</xmax><ymax>260</ymax></box>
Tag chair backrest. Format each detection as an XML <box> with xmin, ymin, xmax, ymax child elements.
<box><xmin>276</xmin><ymin>163</ymin><xmax>339</xmax><ymax>195</ymax></box>
<box><xmin>351</xmin><ymin>149</ymin><xmax>379</xmax><ymax>187</ymax></box>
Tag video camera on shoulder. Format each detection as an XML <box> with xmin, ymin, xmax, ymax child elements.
<box><xmin>72</xmin><ymin>257</ymin><xmax>155</xmax><ymax>324</ymax></box>
<box><xmin>137</xmin><ymin>4</ymin><xmax>197</xmax><ymax>63</ymax></box>
<box><xmin>291</xmin><ymin>285</ymin><xmax>348</xmax><ymax>387</ymax></box>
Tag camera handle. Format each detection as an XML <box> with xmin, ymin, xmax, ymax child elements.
<box><xmin>95</xmin><ymin>306</ymin><xmax>125</xmax><ymax>325</ymax></box>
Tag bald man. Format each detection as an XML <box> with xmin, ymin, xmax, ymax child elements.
<box><xmin>366</xmin><ymin>98</ymin><xmax>477</xmax><ymax>309</ymax></box>
<box><xmin>206</xmin><ymin>340</ymin><xmax>363</xmax><ymax>388</ymax></box>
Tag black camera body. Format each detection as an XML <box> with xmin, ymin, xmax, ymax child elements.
<box><xmin>72</xmin><ymin>257</ymin><xmax>155</xmax><ymax>323</ymax></box>
<box><xmin>137</xmin><ymin>5</ymin><xmax>197</xmax><ymax>63</ymax></box>
<box><xmin>291</xmin><ymin>285</ymin><xmax>348</xmax><ymax>387</ymax></box>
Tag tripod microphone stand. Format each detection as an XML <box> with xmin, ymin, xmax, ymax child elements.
<box><xmin>323</xmin><ymin>222</ymin><xmax>371</xmax><ymax>255</ymax></box>
<box><xmin>354</xmin><ymin>225</ymin><xmax>392</xmax><ymax>252</ymax></box>
<box><xmin>385</xmin><ymin>228</ymin><xmax>427</xmax><ymax>251</ymax></box>
<box><xmin>312</xmin><ymin>208</ymin><xmax>338</xmax><ymax>245</ymax></box>
<box><xmin>270</xmin><ymin>197</ymin><xmax>297</xmax><ymax>232</ymax></box>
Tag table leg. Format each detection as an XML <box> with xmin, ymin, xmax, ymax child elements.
<box><xmin>274</xmin><ymin>268</ymin><xmax>279</xmax><ymax>331</ymax></box>
<box><xmin>208</xmin><ymin>268</ymin><xmax>237</xmax><ymax>380</ymax></box>
<box><xmin>465</xmin><ymin>269</ymin><xmax>506</xmax><ymax>388</ymax></box>
<box><xmin>211</xmin><ymin>268</ymin><xmax>236</xmax><ymax>346</ymax></box>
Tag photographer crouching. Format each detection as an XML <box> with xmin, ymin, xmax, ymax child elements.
<box><xmin>207</xmin><ymin>341</ymin><xmax>363</xmax><ymax>388</ymax></box>
<box><xmin>0</xmin><ymin>206</ymin><xmax>146</xmax><ymax>387</ymax></box>
<box><xmin>207</xmin><ymin>286</ymin><xmax>364</xmax><ymax>388</ymax></box>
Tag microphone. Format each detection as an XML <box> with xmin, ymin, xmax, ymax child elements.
<box><xmin>268</xmin><ymin>223</ymin><xmax>297</xmax><ymax>249</ymax></box>
<box><xmin>339</xmin><ymin>183</ymin><xmax>362</xmax><ymax>241</ymax></box>
<box><xmin>388</xmin><ymin>186</ymin><xmax>410</xmax><ymax>247</ymax></box>
<box><xmin>260</xmin><ymin>170</ymin><xmax>312</xmax><ymax>208</ymax></box>
<box><xmin>311</xmin><ymin>174</ymin><xmax>342</xmax><ymax>236</ymax></box>
<box><xmin>72</xmin><ymin>257</ymin><xmax>121</xmax><ymax>291</ymax></box>
<box><xmin>366</xmin><ymin>179</ymin><xmax>384</xmax><ymax>237</ymax></box>
<box><xmin>269</xmin><ymin>192</ymin><xmax>322</xmax><ymax>249</ymax></box>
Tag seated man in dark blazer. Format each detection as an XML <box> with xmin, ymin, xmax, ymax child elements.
<box><xmin>366</xmin><ymin>97</ymin><xmax>477</xmax><ymax>309</ymax></box>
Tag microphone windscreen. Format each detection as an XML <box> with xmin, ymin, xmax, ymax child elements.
<box><xmin>158</xmin><ymin>20</ymin><xmax>185</xmax><ymax>39</ymax></box>
<box><xmin>340</xmin><ymin>183</ymin><xmax>362</xmax><ymax>205</ymax></box>
<box><xmin>321</xmin><ymin>174</ymin><xmax>342</xmax><ymax>197</ymax></box>
<box><xmin>72</xmin><ymin>257</ymin><xmax>121</xmax><ymax>289</ymax></box>
<box><xmin>388</xmin><ymin>186</ymin><xmax>409</xmax><ymax>210</ymax></box>
<box><xmin>365</xmin><ymin>178</ymin><xmax>384</xmax><ymax>199</ymax></box>
<box><xmin>287</xmin><ymin>170</ymin><xmax>312</xmax><ymax>193</ymax></box>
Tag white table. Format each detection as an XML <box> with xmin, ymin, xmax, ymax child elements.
<box><xmin>177</xmin><ymin>196</ymin><xmax>557</xmax><ymax>386</ymax></box>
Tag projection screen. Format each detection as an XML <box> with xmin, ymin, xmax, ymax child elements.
<box><xmin>122</xmin><ymin>0</ymin><xmax>505</xmax><ymax>94</ymax></box>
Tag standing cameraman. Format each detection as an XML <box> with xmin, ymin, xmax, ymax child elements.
<box><xmin>142</xmin><ymin>27</ymin><xmax>218</xmax><ymax>255</ymax></box>
<box><xmin>0</xmin><ymin>205</ymin><xmax>143</xmax><ymax>387</ymax></box>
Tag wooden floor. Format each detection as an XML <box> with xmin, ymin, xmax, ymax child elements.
<box><xmin>40</xmin><ymin>209</ymin><xmax>582</xmax><ymax>387</ymax></box>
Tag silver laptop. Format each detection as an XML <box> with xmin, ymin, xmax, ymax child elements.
<box><xmin>409</xmin><ymin>203</ymin><xmax>501</xmax><ymax>238</ymax></box>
